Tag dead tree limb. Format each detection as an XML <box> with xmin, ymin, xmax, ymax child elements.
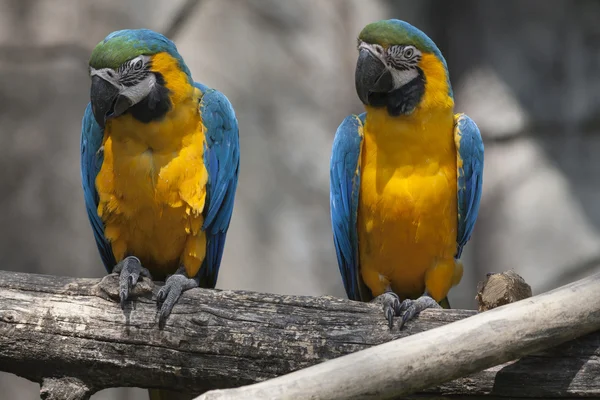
<box><xmin>0</xmin><ymin>270</ymin><xmax>598</xmax><ymax>399</ymax></box>
<box><xmin>196</xmin><ymin>271</ymin><xmax>600</xmax><ymax>400</ymax></box>
<box><xmin>476</xmin><ymin>270</ymin><xmax>533</xmax><ymax>311</ymax></box>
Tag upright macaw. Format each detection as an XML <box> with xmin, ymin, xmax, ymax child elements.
<box><xmin>330</xmin><ymin>20</ymin><xmax>484</xmax><ymax>329</ymax></box>
<box><xmin>81</xmin><ymin>29</ymin><xmax>239</xmax><ymax>329</ymax></box>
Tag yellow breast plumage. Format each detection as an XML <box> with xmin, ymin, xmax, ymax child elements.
<box><xmin>358</xmin><ymin>106</ymin><xmax>460</xmax><ymax>301</ymax></box>
<box><xmin>95</xmin><ymin>53</ymin><xmax>208</xmax><ymax>279</ymax></box>
<box><xmin>357</xmin><ymin>51</ymin><xmax>462</xmax><ymax>302</ymax></box>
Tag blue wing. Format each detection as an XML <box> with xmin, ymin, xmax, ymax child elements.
<box><xmin>454</xmin><ymin>113</ymin><xmax>484</xmax><ymax>258</ymax></box>
<box><xmin>81</xmin><ymin>103</ymin><xmax>115</xmax><ymax>272</ymax></box>
<box><xmin>330</xmin><ymin>113</ymin><xmax>370</xmax><ymax>301</ymax></box>
<box><xmin>195</xmin><ymin>83</ymin><xmax>240</xmax><ymax>289</ymax></box>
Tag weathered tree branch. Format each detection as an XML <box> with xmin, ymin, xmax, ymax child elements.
<box><xmin>0</xmin><ymin>270</ymin><xmax>598</xmax><ymax>399</ymax></box>
<box><xmin>195</xmin><ymin>271</ymin><xmax>600</xmax><ymax>400</ymax></box>
<box><xmin>476</xmin><ymin>269</ymin><xmax>533</xmax><ymax>311</ymax></box>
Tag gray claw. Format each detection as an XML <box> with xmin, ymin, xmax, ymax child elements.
<box><xmin>397</xmin><ymin>295</ymin><xmax>441</xmax><ymax>330</ymax></box>
<box><xmin>157</xmin><ymin>272</ymin><xmax>198</xmax><ymax>326</ymax></box>
<box><xmin>114</xmin><ymin>256</ymin><xmax>151</xmax><ymax>308</ymax></box>
<box><xmin>372</xmin><ymin>291</ymin><xmax>402</xmax><ymax>330</ymax></box>
<box><xmin>385</xmin><ymin>306</ymin><xmax>395</xmax><ymax>329</ymax></box>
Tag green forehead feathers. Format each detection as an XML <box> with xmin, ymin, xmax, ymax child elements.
<box><xmin>90</xmin><ymin>37</ymin><xmax>153</xmax><ymax>69</ymax></box>
<box><xmin>88</xmin><ymin>29</ymin><xmax>190</xmax><ymax>77</ymax></box>
<box><xmin>359</xmin><ymin>19</ymin><xmax>439</xmax><ymax>55</ymax></box>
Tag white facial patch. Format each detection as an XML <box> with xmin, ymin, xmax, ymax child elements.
<box><xmin>119</xmin><ymin>74</ymin><xmax>156</xmax><ymax>105</ymax></box>
<box><xmin>358</xmin><ymin>41</ymin><xmax>422</xmax><ymax>90</ymax></box>
<box><xmin>389</xmin><ymin>68</ymin><xmax>419</xmax><ymax>89</ymax></box>
<box><xmin>89</xmin><ymin>55</ymin><xmax>154</xmax><ymax>107</ymax></box>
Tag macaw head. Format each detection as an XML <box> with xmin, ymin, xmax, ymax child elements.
<box><xmin>355</xmin><ymin>19</ymin><xmax>452</xmax><ymax>116</ymax></box>
<box><xmin>88</xmin><ymin>29</ymin><xmax>192</xmax><ymax>128</ymax></box>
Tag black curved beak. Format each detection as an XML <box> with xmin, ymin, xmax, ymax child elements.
<box><xmin>355</xmin><ymin>49</ymin><xmax>394</xmax><ymax>105</ymax></box>
<box><xmin>90</xmin><ymin>76</ymin><xmax>132</xmax><ymax>128</ymax></box>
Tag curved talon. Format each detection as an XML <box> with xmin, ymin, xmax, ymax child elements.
<box><xmin>397</xmin><ymin>299</ymin><xmax>415</xmax><ymax>330</ymax></box>
<box><xmin>384</xmin><ymin>306</ymin><xmax>395</xmax><ymax>329</ymax></box>
<box><xmin>372</xmin><ymin>291</ymin><xmax>402</xmax><ymax>330</ymax></box>
<box><xmin>157</xmin><ymin>273</ymin><xmax>198</xmax><ymax>327</ymax></box>
<box><xmin>397</xmin><ymin>295</ymin><xmax>441</xmax><ymax>330</ymax></box>
<box><xmin>113</xmin><ymin>256</ymin><xmax>151</xmax><ymax>307</ymax></box>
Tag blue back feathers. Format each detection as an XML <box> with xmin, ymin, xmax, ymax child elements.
<box><xmin>454</xmin><ymin>114</ymin><xmax>484</xmax><ymax>258</ymax></box>
<box><xmin>330</xmin><ymin>113</ymin><xmax>367</xmax><ymax>301</ymax></box>
<box><xmin>195</xmin><ymin>83</ymin><xmax>240</xmax><ymax>288</ymax></box>
<box><xmin>80</xmin><ymin>104</ymin><xmax>115</xmax><ymax>271</ymax></box>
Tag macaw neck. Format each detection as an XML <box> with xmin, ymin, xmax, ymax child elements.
<box><xmin>364</xmin><ymin>50</ymin><xmax>455</xmax><ymax>156</ymax></box>
<box><xmin>105</xmin><ymin>87</ymin><xmax>201</xmax><ymax>153</ymax></box>
<box><xmin>127</xmin><ymin>73</ymin><xmax>172</xmax><ymax>124</ymax></box>
<box><xmin>417</xmin><ymin>52</ymin><xmax>454</xmax><ymax>109</ymax></box>
<box><xmin>105</xmin><ymin>51</ymin><xmax>198</xmax><ymax>152</ymax></box>
<box><xmin>122</xmin><ymin>51</ymin><xmax>195</xmax><ymax>126</ymax></box>
<box><xmin>149</xmin><ymin>52</ymin><xmax>195</xmax><ymax>108</ymax></box>
<box><xmin>362</xmin><ymin>50</ymin><xmax>454</xmax><ymax>152</ymax></box>
<box><xmin>364</xmin><ymin>100</ymin><xmax>455</xmax><ymax>160</ymax></box>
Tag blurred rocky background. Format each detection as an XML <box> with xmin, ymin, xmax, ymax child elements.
<box><xmin>1</xmin><ymin>0</ymin><xmax>599</xmax><ymax>398</ymax></box>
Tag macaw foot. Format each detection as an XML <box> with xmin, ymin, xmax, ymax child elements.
<box><xmin>397</xmin><ymin>295</ymin><xmax>441</xmax><ymax>330</ymax></box>
<box><xmin>157</xmin><ymin>270</ymin><xmax>198</xmax><ymax>326</ymax></box>
<box><xmin>113</xmin><ymin>256</ymin><xmax>151</xmax><ymax>308</ymax></box>
<box><xmin>371</xmin><ymin>291</ymin><xmax>402</xmax><ymax>330</ymax></box>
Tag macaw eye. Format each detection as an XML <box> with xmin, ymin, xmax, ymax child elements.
<box><xmin>404</xmin><ymin>47</ymin><xmax>414</xmax><ymax>59</ymax></box>
<box><xmin>134</xmin><ymin>60</ymin><xmax>143</xmax><ymax>70</ymax></box>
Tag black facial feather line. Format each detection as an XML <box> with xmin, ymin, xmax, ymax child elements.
<box><xmin>119</xmin><ymin>61</ymin><xmax>152</xmax><ymax>87</ymax></box>
<box><xmin>386</xmin><ymin>45</ymin><xmax>421</xmax><ymax>70</ymax></box>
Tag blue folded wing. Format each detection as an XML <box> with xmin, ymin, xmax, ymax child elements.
<box><xmin>195</xmin><ymin>83</ymin><xmax>240</xmax><ymax>289</ymax></box>
<box><xmin>81</xmin><ymin>103</ymin><xmax>115</xmax><ymax>272</ymax></box>
<box><xmin>330</xmin><ymin>113</ymin><xmax>368</xmax><ymax>301</ymax></box>
<box><xmin>454</xmin><ymin>113</ymin><xmax>484</xmax><ymax>258</ymax></box>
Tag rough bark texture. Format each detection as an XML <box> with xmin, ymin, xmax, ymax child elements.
<box><xmin>40</xmin><ymin>378</ymin><xmax>92</xmax><ymax>400</ymax></box>
<box><xmin>0</xmin><ymin>270</ymin><xmax>599</xmax><ymax>399</ymax></box>
<box><xmin>195</xmin><ymin>271</ymin><xmax>600</xmax><ymax>399</ymax></box>
<box><xmin>476</xmin><ymin>270</ymin><xmax>533</xmax><ymax>311</ymax></box>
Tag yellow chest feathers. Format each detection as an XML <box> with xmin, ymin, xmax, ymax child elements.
<box><xmin>95</xmin><ymin>86</ymin><xmax>208</xmax><ymax>277</ymax></box>
<box><xmin>357</xmin><ymin>106</ymin><xmax>458</xmax><ymax>298</ymax></box>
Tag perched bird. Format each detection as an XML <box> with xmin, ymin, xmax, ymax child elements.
<box><xmin>81</xmin><ymin>29</ymin><xmax>239</xmax><ymax>329</ymax></box>
<box><xmin>330</xmin><ymin>20</ymin><xmax>484</xmax><ymax>329</ymax></box>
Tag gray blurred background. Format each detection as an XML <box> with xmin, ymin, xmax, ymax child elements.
<box><xmin>1</xmin><ymin>0</ymin><xmax>599</xmax><ymax>398</ymax></box>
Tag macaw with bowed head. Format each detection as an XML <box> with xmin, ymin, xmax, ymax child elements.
<box><xmin>330</xmin><ymin>20</ymin><xmax>484</xmax><ymax>328</ymax></box>
<box><xmin>81</xmin><ymin>29</ymin><xmax>239</xmax><ymax>327</ymax></box>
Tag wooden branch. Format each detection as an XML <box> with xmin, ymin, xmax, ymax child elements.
<box><xmin>0</xmin><ymin>270</ymin><xmax>598</xmax><ymax>399</ymax></box>
<box><xmin>40</xmin><ymin>377</ymin><xmax>91</xmax><ymax>400</ymax></box>
<box><xmin>476</xmin><ymin>270</ymin><xmax>533</xmax><ymax>311</ymax></box>
<box><xmin>196</xmin><ymin>272</ymin><xmax>600</xmax><ymax>400</ymax></box>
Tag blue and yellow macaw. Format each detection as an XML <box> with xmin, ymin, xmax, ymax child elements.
<box><xmin>81</xmin><ymin>30</ymin><xmax>239</xmax><ymax>329</ymax></box>
<box><xmin>330</xmin><ymin>20</ymin><xmax>484</xmax><ymax>329</ymax></box>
